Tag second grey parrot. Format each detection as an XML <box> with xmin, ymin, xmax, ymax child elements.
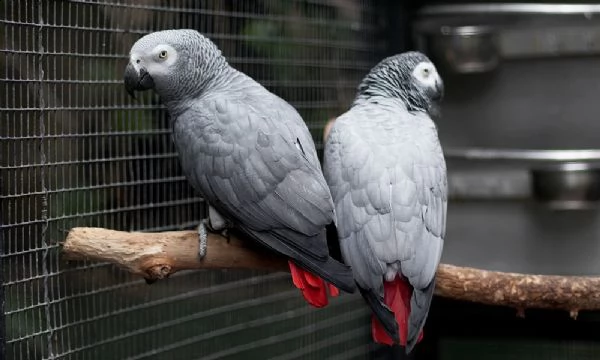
<box><xmin>323</xmin><ymin>51</ymin><xmax>447</xmax><ymax>353</ymax></box>
<box><xmin>123</xmin><ymin>29</ymin><xmax>355</xmax><ymax>306</ymax></box>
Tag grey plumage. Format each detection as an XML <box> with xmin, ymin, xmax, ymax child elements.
<box><xmin>324</xmin><ymin>51</ymin><xmax>447</xmax><ymax>353</ymax></box>
<box><xmin>123</xmin><ymin>29</ymin><xmax>355</xmax><ymax>295</ymax></box>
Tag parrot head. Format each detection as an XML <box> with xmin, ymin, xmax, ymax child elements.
<box><xmin>355</xmin><ymin>51</ymin><xmax>444</xmax><ymax>113</ymax></box>
<box><xmin>124</xmin><ymin>29</ymin><xmax>227</xmax><ymax>102</ymax></box>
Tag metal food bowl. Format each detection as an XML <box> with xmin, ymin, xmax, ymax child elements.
<box><xmin>531</xmin><ymin>162</ymin><xmax>600</xmax><ymax>210</ymax></box>
<box><xmin>431</xmin><ymin>25</ymin><xmax>500</xmax><ymax>73</ymax></box>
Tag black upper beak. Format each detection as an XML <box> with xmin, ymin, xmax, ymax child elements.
<box><xmin>433</xmin><ymin>78</ymin><xmax>444</xmax><ymax>102</ymax></box>
<box><xmin>124</xmin><ymin>62</ymin><xmax>155</xmax><ymax>99</ymax></box>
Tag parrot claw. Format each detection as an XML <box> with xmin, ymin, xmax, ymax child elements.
<box><xmin>220</xmin><ymin>228</ymin><xmax>231</xmax><ymax>242</ymax></box>
<box><xmin>205</xmin><ymin>205</ymin><xmax>231</xmax><ymax>242</ymax></box>
<box><xmin>197</xmin><ymin>220</ymin><xmax>209</xmax><ymax>260</ymax></box>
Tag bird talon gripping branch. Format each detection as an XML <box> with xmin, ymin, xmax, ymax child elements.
<box><xmin>220</xmin><ymin>228</ymin><xmax>231</xmax><ymax>242</ymax></box>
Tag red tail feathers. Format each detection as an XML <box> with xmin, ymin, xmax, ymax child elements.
<box><xmin>371</xmin><ymin>276</ymin><xmax>424</xmax><ymax>346</ymax></box>
<box><xmin>288</xmin><ymin>260</ymin><xmax>339</xmax><ymax>308</ymax></box>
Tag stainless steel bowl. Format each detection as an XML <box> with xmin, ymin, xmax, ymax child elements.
<box><xmin>531</xmin><ymin>162</ymin><xmax>600</xmax><ymax>210</ymax></box>
<box><xmin>414</xmin><ymin>3</ymin><xmax>600</xmax><ymax>74</ymax></box>
<box><xmin>444</xmin><ymin>148</ymin><xmax>600</xmax><ymax>209</ymax></box>
<box><xmin>431</xmin><ymin>25</ymin><xmax>500</xmax><ymax>73</ymax></box>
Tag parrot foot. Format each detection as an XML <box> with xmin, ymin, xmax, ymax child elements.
<box><xmin>197</xmin><ymin>219</ymin><xmax>209</xmax><ymax>260</ymax></box>
<box><xmin>220</xmin><ymin>228</ymin><xmax>231</xmax><ymax>242</ymax></box>
<box><xmin>206</xmin><ymin>205</ymin><xmax>232</xmax><ymax>241</ymax></box>
<box><xmin>197</xmin><ymin>206</ymin><xmax>232</xmax><ymax>260</ymax></box>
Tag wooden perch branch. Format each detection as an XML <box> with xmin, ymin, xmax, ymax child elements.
<box><xmin>62</xmin><ymin>227</ymin><xmax>288</xmax><ymax>280</ymax></box>
<box><xmin>435</xmin><ymin>264</ymin><xmax>600</xmax><ymax>319</ymax></box>
<box><xmin>63</xmin><ymin>227</ymin><xmax>600</xmax><ymax>317</ymax></box>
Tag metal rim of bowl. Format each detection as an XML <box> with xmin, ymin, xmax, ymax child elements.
<box><xmin>419</xmin><ymin>4</ymin><xmax>600</xmax><ymax>16</ymax></box>
<box><xmin>445</xmin><ymin>148</ymin><xmax>600</xmax><ymax>163</ymax></box>
<box><xmin>439</xmin><ymin>25</ymin><xmax>495</xmax><ymax>36</ymax></box>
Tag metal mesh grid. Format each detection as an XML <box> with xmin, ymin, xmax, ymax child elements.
<box><xmin>1</xmin><ymin>1</ymin><xmax>380</xmax><ymax>359</ymax></box>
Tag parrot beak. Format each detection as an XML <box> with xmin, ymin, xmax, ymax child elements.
<box><xmin>428</xmin><ymin>78</ymin><xmax>444</xmax><ymax>119</ymax></box>
<box><xmin>124</xmin><ymin>62</ymin><xmax>155</xmax><ymax>99</ymax></box>
<box><xmin>432</xmin><ymin>78</ymin><xmax>444</xmax><ymax>102</ymax></box>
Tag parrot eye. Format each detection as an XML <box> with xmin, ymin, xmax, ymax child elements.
<box><xmin>158</xmin><ymin>50</ymin><xmax>168</xmax><ymax>59</ymax></box>
<box><xmin>412</xmin><ymin>62</ymin><xmax>438</xmax><ymax>88</ymax></box>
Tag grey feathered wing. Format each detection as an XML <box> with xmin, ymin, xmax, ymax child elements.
<box><xmin>173</xmin><ymin>93</ymin><xmax>354</xmax><ymax>293</ymax></box>
<box><xmin>323</xmin><ymin>108</ymin><xmax>447</xmax><ymax>352</ymax></box>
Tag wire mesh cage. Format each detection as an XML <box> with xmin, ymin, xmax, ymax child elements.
<box><xmin>1</xmin><ymin>1</ymin><xmax>382</xmax><ymax>359</ymax></box>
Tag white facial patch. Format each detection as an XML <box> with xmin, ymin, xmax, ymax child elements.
<box><xmin>148</xmin><ymin>44</ymin><xmax>178</xmax><ymax>75</ymax></box>
<box><xmin>132</xmin><ymin>44</ymin><xmax>178</xmax><ymax>76</ymax></box>
<box><xmin>412</xmin><ymin>61</ymin><xmax>439</xmax><ymax>89</ymax></box>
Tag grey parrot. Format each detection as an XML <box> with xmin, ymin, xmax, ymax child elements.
<box><xmin>123</xmin><ymin>29</ymin><xmax>355</xmax><ymax>306</ymax></box>
<box><xmin>323</xmin><ymin>51</ymin><xmax>447</xmax><ymax>353</ymax></box>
